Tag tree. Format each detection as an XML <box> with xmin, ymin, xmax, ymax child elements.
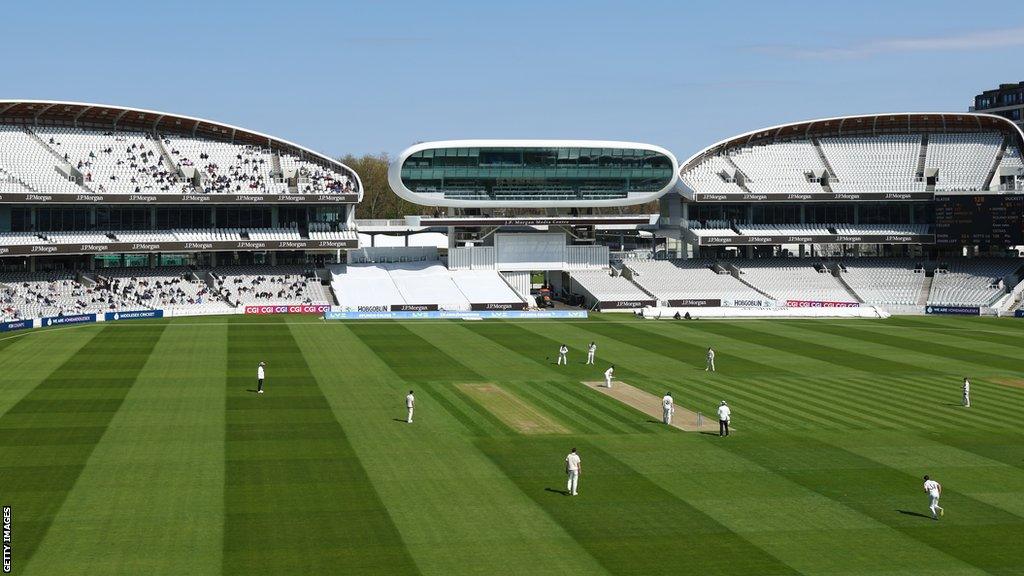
<box><xmin>339</xmin><ymin>152</ymin><xmax>421</xmax><ymax>220</ymax></box>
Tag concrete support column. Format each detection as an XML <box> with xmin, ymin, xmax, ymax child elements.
<box><xmin>149</xmin><ymin>254</ymin><xmax>156</xmax><ymax>268</ymax></box>
<box><xmin>151</xmin><ymin>206</ymin><xmax>157</xmax><ymax>229</ymax></box>
<box><xmin>29</xmin><ymin>256</ymin><xmax>36</xmax><ymax>273</ymax></box>
<box><xmin>271</xmin><ymin>206</ymin><xmax>279</xmax><ymax>228</ymax></box>
<box><xmin>799</xmin><ymin>244</ymin><xmax>805</xmax><ymax>257</ymax></box>
<box><xmin>745</xmin><ymin>245</ymin><xmax>754</xmax><ymax>258</ymax></box>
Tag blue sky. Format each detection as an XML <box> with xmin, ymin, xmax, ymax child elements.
<box><xmin>5</xmin><ymin>1</ymin><xmax>1021</xmax><ymax>160</ymax></box>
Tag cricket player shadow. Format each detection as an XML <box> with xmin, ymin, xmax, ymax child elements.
<box><xmin>245</xmin><ymin>389</ymin><xmax>260</xmax><ymax>394</ymax></box>
<box><xmin>544</xmin><ymin>487</ymin><xmax>570</xmax><ymax>496</ymax></box>
<box><xmin>391</xmin><ymin>418</ymin><xmax>408</xmax><ymax>423</ymax></box>
<box><xmin>698</xmin><ymin>431</ymin><xmax>721</xmax><ymax>436</ymax></box>
<box><xmin>896</xmin><ymin>509</ymin><xmax>932</xmax><ymax>519</ymax></box>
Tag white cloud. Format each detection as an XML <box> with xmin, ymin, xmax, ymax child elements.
<box><xmin>756</xmin><ymin>27</ymin><xmax>1024</xmax><ymax>60</ymax></box>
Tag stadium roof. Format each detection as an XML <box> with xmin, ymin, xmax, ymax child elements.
<box><xmin>0</xmin><ymin>99</ymin><xmax>360</xmax><ymax>196</ymax></box>
<box><xmin>679</xmin><ymin>112</ymin><xmax>1024</xmax><ymax>173</ymax></box>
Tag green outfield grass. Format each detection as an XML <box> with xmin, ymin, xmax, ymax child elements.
<box><xmin>1</xmin><ymin>314</ymin><xmax>1023</xmax><ymax>575</ymax></box>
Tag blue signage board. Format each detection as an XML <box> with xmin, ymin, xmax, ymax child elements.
<box><xmin>0</xmin><ymin>319</ymin><xmax>33</xmax><ymax>332</ymax></box>
<box><xmin>105</xmin><ymin>310</ymin><xmax>164</xmax><ymax>321</ymax></box>
<box><xmin>925</xmin><ymin>306</ymin><xmax>980</xmax><ymax>316</ymax></box>
<box><xmin>41</xmin><ymin>314</ymin><xmax>97</xmax><ymax>327</ymax></box>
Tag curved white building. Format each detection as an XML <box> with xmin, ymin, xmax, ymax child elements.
<box><xmin>389</xmin><ymin>139</ymin><xmax>678</xmax><ymax>208</ymax></box>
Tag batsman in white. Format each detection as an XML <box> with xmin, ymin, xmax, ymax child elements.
<box><xmin>962</xmin><ymin>377</ymin><xmax>971</xmax><ymax>408</ymax></box>
<box><xmin>586</xmin><ymin>341</ymin><xmax>597</xmax><ymax>365</ymax></box>
<box><xmin>565</xmin><ymin>447</ymin><xmax>581</xmax><ymax>496</ymax></box>
<box><xmin>923</xmin><ymin>475</ymin><xmax>944</xmax><ymax>519</ymax></box>
<box><xmin>705</xmin><ymin>347</ymin><xmax>716</xmax><ymax>372</ymax></box>
<box><xmin>662</xmin><ymin>392</ymin><xmax>674</xmax><ymax>425</ymax></box>
<box><xmin>557</xmin><ymin>344</ymin><xmax>569</xmax><ymax>366</ymax></box>
<box><xmin>604</xmin><ymin>365</ymin><xmax>615</xmax><ymax>388</ymax></box>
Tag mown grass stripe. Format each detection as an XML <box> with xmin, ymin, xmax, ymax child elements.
<box><xmin>731</xmin><ymin>376</ymin><xmax>900</xmax><ymax>430</ymax></box>
<box><xmin>513</xmin><ymin>382</ymin><xmax>604</xmax><ymax>435</ymax></box>
<box><xmin>676</xmin><ymin>375</ymin><xmax>842</xmax><ymax>431</ymax></box>
<box><xmin>347</xmin><ymin>322</ymin><xmax>482</xmax><ymax>383</ymax></box>
<box><xmin>794</xmin><ymin>376</ymin><xmax>969</xmax><ymax>431</ymax></box>
<box><xmin>824</xmin><ymin>376</ymin><xmax>999</xmax><ymax>430</ymax></box>
<box><xmin>884</xmin><ymin>375</ymin><xmax>1023</xmax><ymax>425</ymax></box>
<box><xmin>415</xmin><ymin>382</ymin><xmax>493</xmax><ymax>437</ymax></box>
<box><xmin>696</xmin><ymin>321</ymin><xmax>939</xmax><ymax>375</ymax></box>
<box><xmin>717</xmin><ymin>433</ymin><xmax>1024</xmax><ymax>576</ymax></box>
<box><xmin>766</xmin><ymin>375</ymin><xmax>942</xmax><ymax>430</ymax></box>
<box><xmin>447</xmin><ymin>384</ymin><xmax>523</xmax><ymax>437</ymax></box>
<box><xmin>535</xmin><ymin>383</ymin><xmax>647</xmax><ymax>435</ymax></box>
<box><xmin>554</xmin><ymin>382</ymin><xmax>664</xmax><ymax>434</ymax></box>
<box><xmin>794</xmin><ymin>321</ymin><xmax>1024</xmax><ymax>373</ymax></box>
<box><xmin>479</xmin><ymin>437</ymin><xmax>800</xmax><ymax>576</ymax></box>
<box><xmin>224</xmin><ymin>318</ymin><xmax>419</xmax><ymax>575</ymax></box>
<box><xmin>0</xmin><ymin>324</ymin><xmax>164</xmax><ymax>568</ymax></box>
<box><xmin>584</xmin><ymin>320</ymin><xmax>793</xmax><ymax>375</ymax></box>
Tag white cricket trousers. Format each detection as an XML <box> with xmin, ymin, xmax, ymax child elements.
<box><xmin>587</xmin><ymin>352</ymin><xmax>594</xmax><ymax>365</ymax></box>
<box><xmin>963</xmin><ymin>393</ymin><xmax>970</xmax><ymax>407</ymax></box>
<box><xmin>929</xmin><ymin>495</ymin><xmax>942</xmax><ymax>517</ymax></box>
<box><xmin>706</xmin><ymin>358</ymin><xmax>715</xmax><ymax>371</ymax></box>
<box><xmin>605</xmin><ymin>375</ymin><xmax>612</xmax><ymax>388</ymax></box>
<box><xmin>567</xmin><ymin>470</ymin><xmax>579</xmax><ymax>495</ymax></box>
<box><xmin>558</xmin><ymin>353</ymin><xmax>567</xmax><ymax>365</ymax></box>
<box><xmin>663</xmin><ymin>408</ymin><xmax>672</xmax><ymax>425</ymax></box>
<box><xmin>407</xmin><ymin>407</ymin><xmax>414</xmax><ymax>423</ymax></box>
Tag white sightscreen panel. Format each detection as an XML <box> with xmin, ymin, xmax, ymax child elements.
<box><xmin>495</xmin><ymin>233</ymin><xmax>565</xmax><ymax>271</ymax></box>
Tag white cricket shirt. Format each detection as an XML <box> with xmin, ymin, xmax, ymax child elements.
<box><xmin>662</xmin><ymin>395</ymin><xmax>673</xmax><ymax>409</ymax></box>
<box><xmin>717</xmin><ymin>405</ymin><xmax>731</xmax><ymax>420</ymax></box>
<box><xmin>565</xmin><ymin>453</ymin><xmax>581</xmax><ymax>471</ymax></box>
<box><xmin>257</xmin><ymin>366</ymin><xmax>265</xmax><ymax>379</ymax></box>
<box><xmin>406</xmin><ymin>394</ymin><xmax>415</xmax><ymax>408</ymax></box>
<box><xmin>924</xmin><ymin>479</ymin><xmax>940</xmax><ymax>497</ymax></box>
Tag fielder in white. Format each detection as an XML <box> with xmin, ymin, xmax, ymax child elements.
<box><xmin>705</xmin><ymin>347</ymin><xmax>716</xmax><ymax>372</ymax></box>
<box><xmin>962</xmin><ymin>377</ymin><xmax>971</xmax><ymax>408</ymax></box>
<box><xmin>923</xmin><ymin>475</ymin><xmax>944</xmax><ymax>519</ymax></box>
<box><xmin>565</xmin><ymin>447</ymin><xmax>581</xmax><ymax>496</ymax></box>
<box><xmin>558</xmin><ymin>344</ymin><xmax>569</xmax><ymax>366</ymax></box>
<box><xmin>256</xmin><ymin>361</ymin><xmax>266</xmax><ymax>394</ymax></box>
<box><xmin>586</xmin><ymin>341</ymin><xmax>597</xmax><ymax>365</ymax></box>
<box><xmin>662</xmin><ymin>392</ymin><xmax>674</xmax><ymax>425</ymax></box>
<box><xmin>604</xmin><ymin>365</ymin><xmax>615</xmax><ymax>388</ymax></box>
<box><xmin>405</xmin><ymin>390</ymin><xmax>415</xmax><ymax>423</ymax></box>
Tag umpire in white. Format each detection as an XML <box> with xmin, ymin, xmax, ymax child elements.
<box><xmin>717</xmin><ymin>401</ymin><xmax>731</xmax><ymax>436</ymax></box>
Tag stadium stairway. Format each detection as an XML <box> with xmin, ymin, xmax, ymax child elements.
<box><xmin>983</xmin><ymin>136</ymin><xmax>1010</xmax><ymax>191</ymax></box>
<box><xmin>917</xmin><ymin>274</ymin><xmax>933</xmax><ymax>305</ymax></box>
<box><xmin>829</xmin><ymin>265</ymin><xmax>865</xmax><ymax>303</ymax></box>
<box><xmin>723</xmin><ymin>262</ymin><xmax>776</xmax><ymax>300</ymax></box>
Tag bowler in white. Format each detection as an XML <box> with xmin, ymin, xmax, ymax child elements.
<box><xmin>586</xmin><ymin>342</ymin><xmax>597</xmax><ymax>365</ymax></box>
<box><xmin>565</xmin><ymin>448</ymin><xmax>581</xmax><ymax>496</ymax></box>
<box><xmin>662</xmin><ymin>392</ymin><xmax>674</xmax><ymax>425</ymax></box>
<box><xmin>558</xmin><ymin>344</ymin><xmax>569</xmax><ymax>366</ymax></box>
<box><xmin>604</xmin><ymin>365</ymin><xmax>615</xmax><ymax>388</ymax></box>
<box><xmin>962</xmin><ymin>377</ymin><xmax>971</xmax><ymax>408</ymax></box>
<box><xmin>923</xmin><ymin>475</ymin><xmax>944</xmax><ymax>519</ymax></box>
<box><xmin>406</xmin><ymin>390</ymin><xmax>415</xmax><ymax>424</ymax></box>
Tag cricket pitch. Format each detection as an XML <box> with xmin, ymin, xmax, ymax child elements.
<box><xmin>581</xmin><ymin>381</ymin><xmax>722</xmax><ymax>432</ymax></box>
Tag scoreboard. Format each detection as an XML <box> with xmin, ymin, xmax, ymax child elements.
<box><xmin>935</xmin><ymin>194</ymin><xmax>1024</xmax><ymax>246</ymax></box>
